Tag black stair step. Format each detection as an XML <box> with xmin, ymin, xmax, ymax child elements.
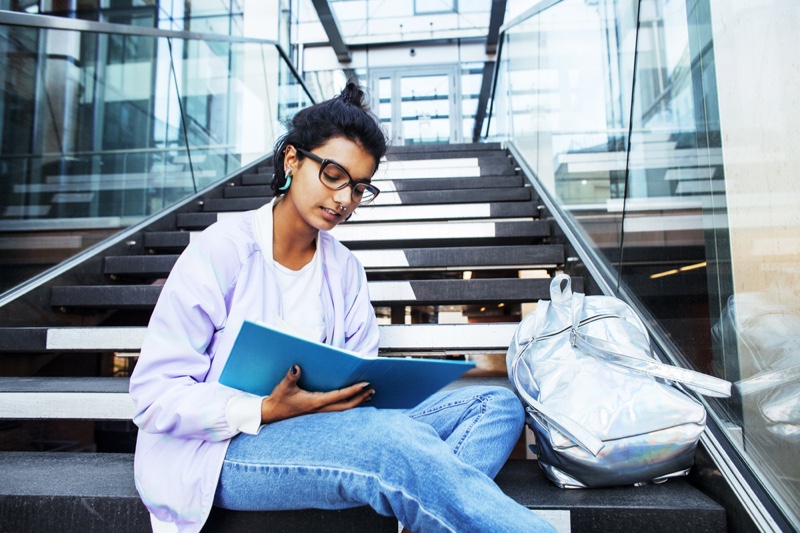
<box><xmin>367</xmin><ymin>245</ymin><xmax>564</xmax><ymax>269</ymax></box>
<box><xmin>144</xmin><ymin>220</ymin><xmax>550</xmax><ymax>251</ymax></box>
<box><xmin>232</xmin><ymin>174</ymin><xmax>524</xmax><ymax>194</ymax></box>
<box><xmin>178</xmin><ymin>201</ymin><xmax>539</xmax><ymax>230</ymax></box>
<box><xmin>386</xmin><ymin>142</ymin><xmax>503</xmax><ymax>156</ymax></box>
<box><xmin>175</xmin><ymin>212</ymin><xmax>222</xmax><ymax>229</ymax></box>
<box><xmin>0</xmin><ymin>452</ymin><xmax>725</xmax><ymax>533</ymax></box>
<box><xmin>203</xmin><ymin>187</ymin><xmax>531</xmax><ymax>212</ymax></box>
<box><xmin>143</xmin><ymin>231</ymin><xmax>191</xmax><ymax>250</ymax></box>
<box><xmin>379</xmin><ymin>175</ymin><xmax>523</xmax><ymax>191</ymax></box>
<box><xmin>203</xmin><ymin>197</ymin><xmax>271</xmax><ymax>212</ymax></box>
<box><xmin>252</xmin><ymin>155</ymin><xmax>514</xmax><ymax>179</ymax></box>
<box><xmin>50</xmin><ymin>277</ymin><xmax>581</xmax><ymax>311</ymax></box>
<box><xmin>104</xmin><ymin>255</ymin><xmax>180</xmax><ymax>277</ymax></box>
<box><xmin>367</xmin><ymin>278</ymin><xmax>581</xmax><ymax>305</ymax></box>
<box><xmin>103</xmin><ymin>245</ymin><xmax>563</xmax><ymax>278</ymax></box>
<box><xmin>223</xmin><ymin>184</ymin><xmax>271</xmax><ymax>197</ymax></box>
<box><xmin>365</xmin><ymin>188</ymin><xmax>534</xmax><ymax>205</ymax></box>
<box><xmin>241</xmin><ymin>174</ymin><xmax>524</xmax><ymax>190</ymax></box>
<box><xmin>496</xmin><ymin>461</ymin><xmax>725</xmax><ymax>531</ymax></box>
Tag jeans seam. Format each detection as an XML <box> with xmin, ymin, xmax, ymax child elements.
<box><xmin>410</xmin><ymin>394</ymin><xmax>490</xmax><ymax>458</ymax></box>
<box><xmin>220</xmin><ymin>461</ymin><xmax>458</xmax><ymax>533</ymax></box>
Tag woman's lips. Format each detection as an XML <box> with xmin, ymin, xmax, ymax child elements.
<box><xmin>320</xmin><ymin>206</ymin><xmax>341</xmax><ymax>221</ymax></box>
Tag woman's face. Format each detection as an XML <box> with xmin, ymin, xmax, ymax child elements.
<box><xmin>282</xmin><ymin>136</ymin><xmax>377</xmax><ymax>233</ymax></box>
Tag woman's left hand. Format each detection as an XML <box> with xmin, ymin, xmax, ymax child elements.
<box><xmin>260</xmin><ymin>365</ymin><xmax>374</xmax><ymax>424</ymax></box>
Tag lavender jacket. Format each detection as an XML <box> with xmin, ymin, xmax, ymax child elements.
<box><xmin>129</xmin><ymin>204</ymin><xmax>379</xmax><ymax>531</ymax></box>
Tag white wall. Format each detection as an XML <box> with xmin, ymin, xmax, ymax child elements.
<box><xmin>711</xmin><ymin>1</ymin><xmax>800</xmax><ymax>303</ymax></box>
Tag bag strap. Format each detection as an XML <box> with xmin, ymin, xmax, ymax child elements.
<box><xmin>510</xmin><ymin>299</ymin><xmax>604</xmax><ymax>457</ymax></box>
<box><xmin>574</xmin><ymin>326</ymin><xmax>732</xmax><ymax>398</ymax></box>
<box><xmin>511</xmin><ymin>352</ymin><xmax>605</xmax><ymax>457</ymax></box>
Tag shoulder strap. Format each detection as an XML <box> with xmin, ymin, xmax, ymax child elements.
<box><xmin>511</xmin><ymin>353</ymin><xmax>605</xmax><ymax>456</ymax></box>
<box><xmin>574</xmin><ymin>326</ymin><xmax>731</xmax><ymax>398</ymax></box>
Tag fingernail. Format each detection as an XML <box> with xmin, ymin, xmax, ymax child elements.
<box><xmin>361</xmin><ymin>383</ymin><xmax>371</xmax><ymax>391</ymax></box>
<box><xmin>291</xmin><ymin>365</ymin><xmax>299</xmax><ymax>375</ymax></box>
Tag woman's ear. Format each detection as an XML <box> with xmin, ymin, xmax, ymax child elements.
<box><xmin>283</xmin><ymin>145</ymin><xmax>298</xmax><ymax>173</ymax></box>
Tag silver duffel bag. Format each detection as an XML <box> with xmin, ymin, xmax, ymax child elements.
<box><xmin>507</xmin><ymin>274</ymin><xmax>731</xmax><ymax>488</ymax></box>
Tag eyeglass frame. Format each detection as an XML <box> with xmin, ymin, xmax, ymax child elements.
<box><xmin>294</xmin><ymin>148</ymin><xmax>380</xmax><ymax>206</ymax></box>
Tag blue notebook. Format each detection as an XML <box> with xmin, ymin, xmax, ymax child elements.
<box><xmin>218</xmin><ymin>320</ymin><xmax>475</xmax><ymax>409</ymax></box>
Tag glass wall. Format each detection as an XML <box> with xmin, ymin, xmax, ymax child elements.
<box><xmin>490</xmin><ymin>0</ymin><xmax>800</xmax><ymax>527</ymax></box>
<box><xmin>0</xmin><ymin>15</ymin><xmax>312</xmax><ymax>295</ymax></box>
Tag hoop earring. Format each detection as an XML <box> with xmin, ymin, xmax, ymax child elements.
<box><xmin>279</xmin><ymin>169</ymin><xmax>292</xmax><ymax>191</ymax></box>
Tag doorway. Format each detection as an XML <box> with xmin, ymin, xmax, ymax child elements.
<box><xmin>370</xmin><ymin>66</ymin><xmax>462</xmax><ymax>146</ymax></box>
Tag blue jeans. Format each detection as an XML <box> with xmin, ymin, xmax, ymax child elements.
<box><xmin>214</xmin><ymin>386</ymin><xmax>556</xmax><ymax>532</ymax></box>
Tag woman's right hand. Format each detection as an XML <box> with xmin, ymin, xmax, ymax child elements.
<box><xmin>260</xmin><ymin>365</ymin><xmax>375</xmax><ymax>424</ymax></box>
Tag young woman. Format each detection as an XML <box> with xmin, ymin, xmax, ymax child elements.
<box><xmin>129</xmin><ymin>83</ymin><xmax>555</xmax><ymax>533</ymax></box>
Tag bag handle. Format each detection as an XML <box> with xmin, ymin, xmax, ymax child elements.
<box><xmin>573</xmin><ymin>326</ymin><xmax>732</xmax><ymax>398</ymax></box>
<box><xmin>550</xmin><ymin>274</ymin><xmax>572</xmax><ymax>305</ymax></box>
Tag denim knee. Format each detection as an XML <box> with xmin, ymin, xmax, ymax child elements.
<box><xmin>474</xmin><ymin>386</ymin><xmax>525</xmax><ymax>431</ymax></box>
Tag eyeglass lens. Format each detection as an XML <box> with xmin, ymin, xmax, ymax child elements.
<box><xmin>319</xmin><ymin>161</ymin><xmax>377</xmax><ymax>204</ymax></box>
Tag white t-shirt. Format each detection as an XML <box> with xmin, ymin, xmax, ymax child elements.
<box><xmin>272</xmin><ymin>245</ymin><xmax>327</xmax><ymax>343</ymax></box>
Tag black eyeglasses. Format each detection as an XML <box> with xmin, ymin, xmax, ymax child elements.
<box><xmin>295</xmin><ymin>148</ymin><xmax>380</xmax><ymax>206</ymax></box>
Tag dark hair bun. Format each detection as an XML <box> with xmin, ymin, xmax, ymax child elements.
<box><xmin>271</xmin><ymin>80</ymin><xmax>387</xmax><ymax>195</ymax></box>
<box><xmin>338</xmin><ymin>81</ymin><xmax>367</xmax><ymax>109</ymax></box>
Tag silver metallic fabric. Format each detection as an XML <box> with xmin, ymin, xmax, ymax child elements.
<box><xmin>507</xmin><ymin>274</ymin><xmax>731</xmax><ymax>488</ymax></box>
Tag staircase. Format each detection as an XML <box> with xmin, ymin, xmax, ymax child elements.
<box><xmin>0</xmin><ymin>143</ymin><xmax>726</xmax><ymax>532</ymax></box>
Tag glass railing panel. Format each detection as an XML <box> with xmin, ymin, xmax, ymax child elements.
<box><xmin>0</xmin><ymin>24</ymin><xmax>188</xmax><ymax>294</ymax></box>
<box><xmin>0</xmin><ymin>15</ymin><xmax>313</xmax><ymax>297</ymax></box>
<box><xmin>498</xmin><ymin>0</ymin><xmax>639</xmax><ymax>265</ymax></box>
<box><xmin>491</xmin><ymin>0</ymin><xmax>800</xmax><ymax>526</ymax></box>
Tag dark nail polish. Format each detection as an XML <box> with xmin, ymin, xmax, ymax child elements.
<box><xmin>361</xmin><ymin>383</ymin><xmax>371</xmax><ymax>391</ymax></box>
<box><xmin>291</xmin><ymin>365</ymin><xmax>298</xmax><ymax>375</ymax></box>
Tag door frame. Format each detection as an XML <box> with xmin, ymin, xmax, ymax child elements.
<box><xmin>368</xmin><ymin>65</ymin><xmax>462</xmax><ymax>146</ymax></box>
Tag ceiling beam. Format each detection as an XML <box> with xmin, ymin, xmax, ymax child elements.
<box><xmin>486</xmin><ymin>0</ymin><xmax>507</xmax><ymax>54</ymax></box>
<box><xmin>310</xmin><ymin>0</ymin><xmax>351</xmax><ymax>63</ymax></box>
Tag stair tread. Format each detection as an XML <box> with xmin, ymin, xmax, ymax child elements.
<box><xmin>240</xmin><ymin>174</ymin><xmax>523</xmax><ymax>189</ymax></box>
<box><xmin>104</xmin><ymin>244</ymin><xmax>563</xmax><ymax>277</ymax></box>
<box><xmin>0</xmin><ymin>453</ymin><xmax>725</xmax><ymax>532</ymax></box>
<box><xmin>203</xmin><ymin>187</ymin><xmax>531</xmax><ymax>212</ymax></box>
<box><xmin>180</xmin><ymin>201</ymin><xmax>539</xmax><ymax>228</ymax></box>
<box><xmin>0</xmin><ymin>323</ymin><xmax>521</xmax><ymax>353</ymax></box>
<box><xmin>144</xmin><ymin>220</ymin><xmax>551</xmax><ymax>251</ymax></box>
<box><xmin>50</xmin><ymin>277</ymin><xmax>581</xmax><ymax>308</ymax></box>
<box><xmin>0</xmin><ymin>377</ymin><xmax>512</xmax><ymax>420</ymax></box>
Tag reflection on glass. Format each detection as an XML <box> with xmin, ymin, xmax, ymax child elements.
<box><xmin>492</xmin><ymin>0</ymin><xmax>800</xmax><ymax>526</ymax></box>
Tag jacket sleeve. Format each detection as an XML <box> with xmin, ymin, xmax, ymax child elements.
<box><xmin>342</xmin><ymin>255</ymin><xmax>380</xmax><ymax>358</ymax></box>
<box><xmin>129</xmin><ymin>231</ymin><xmax>250</xmax><ymax>442</ymax></box>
